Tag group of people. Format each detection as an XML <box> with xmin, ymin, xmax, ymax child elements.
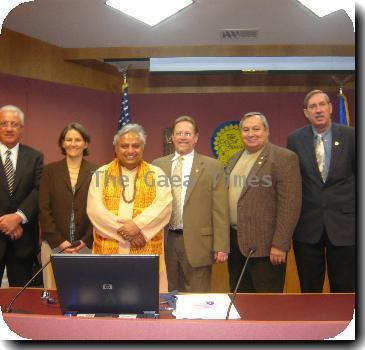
<box><xmin>0</xmin><ymin>89</ymin><xmax>355</xmax><ymax>295</ymax></box>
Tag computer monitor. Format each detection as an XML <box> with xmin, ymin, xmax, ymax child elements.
<box><xmin>51</xmin><ymin>254</ymin><xmax>159</xmax><ymax>316</ymax></box>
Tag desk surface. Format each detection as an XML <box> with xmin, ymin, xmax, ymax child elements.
<box><xmin>0</xmin><ymin>288</ymin><xmax>355</xmax><ymax>340</ymax></box>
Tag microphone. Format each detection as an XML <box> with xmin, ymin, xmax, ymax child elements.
<box><xmin>4</xmin><ymin>240</ymin><xmax>81</xmax><ymax>313</ymax></box>
<box><xmin>225</xmin><ymin>247</ymin><xmax>256</xmax><ymax>320</ymax></box>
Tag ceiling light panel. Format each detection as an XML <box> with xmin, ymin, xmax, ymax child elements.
<box><xmin>150</xmin><ymin>56</ymin><xmax>355</xmax><ymax>71</ymax></box>
<box><xmin>106</xmin><ymin>0</ymin><xmax>194</xmax><ymax>26</ymax></box>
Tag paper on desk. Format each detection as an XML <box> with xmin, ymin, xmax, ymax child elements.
<box><xmin>174</xmin><ymin>294</ymin><xmax>241</xmax><ymax>320</ymax></box>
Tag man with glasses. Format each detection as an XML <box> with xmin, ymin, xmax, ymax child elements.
<box><xmin>153</xmin><ymin>116</ymin><xmax>229</xmax><ymax>292</ymax></box>
<box><xmin>287</xmin><ymin>90</ymin><xmax>355</xmax><ymax>293</ymax></box>
<box><xmin>0</xmin><ymin>105</ymin><xmax>43</xmax><ymax>286</ymax></box>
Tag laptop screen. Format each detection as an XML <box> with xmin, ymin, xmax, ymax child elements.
<box><xmin>51</xmin><ymin>254</ymin><xmax>159</xmax><ymax>315</ymax></box>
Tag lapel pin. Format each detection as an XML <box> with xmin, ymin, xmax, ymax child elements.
<box><xmin>334</xmin><ymin>141</ymin><xmax>340</xmax><ymax>146</ymax></box>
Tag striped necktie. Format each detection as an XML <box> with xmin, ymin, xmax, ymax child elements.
<box><xmin>4</xmin><ymin>149</ymin><xmax>15</xmax><ymax>196</ymax></box>
<box><xmin>170</xmin><ymin>156</ymin><xmax>184</xmax><ymax>228</ymax></box>
<box><xmin>315</xmin><ymin>135</ymin><xmax>326</xmax><ymax>181</ymax></box>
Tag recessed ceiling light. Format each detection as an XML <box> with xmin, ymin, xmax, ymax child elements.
<box><xmin>106</xmin><ymin>0</ymin><xmax>194</xmax><ymax>26</ymax></box>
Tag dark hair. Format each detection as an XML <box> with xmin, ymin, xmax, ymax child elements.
<box><xmin>58</xmin><ymin>122</ymin><xmax>90</xmax><ymax>156</ymax></box>
<box><xmin>303</xmin><ymin>90</ymin><xmax>331</xmax><ymax>109</ymax></box>
<box><xmin>172</xmin><ymin>115</ymin><xmax>199</xmax><ymax>134</ymax></box>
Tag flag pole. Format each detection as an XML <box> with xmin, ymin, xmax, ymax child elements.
<box><xmin>117</xmin><ymin>64</ymin><xmax>132</xmax><ymax>130</ymax></box>
<box><xmin>117</xmin><ymin>64</ymin><xmax>131</xmax><ymax>86</ymax></box>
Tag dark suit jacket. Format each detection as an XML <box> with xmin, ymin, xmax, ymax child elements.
<box><xmin>226</xmin><ymin>143</ymin><xmax>302</xmax><ymax>257</ymax></box>
<box><xmin>0</xmin><ymin>144</ymin><xmax>43</xmax><ymax>259</ymax></box>
<box><xmin>287</xmin><ymin>123</ymin><xmax>355</xmax><ymax>246</ymax></box>
<box><xmin>153</xmin><ymin>152</ymin><xmax>230</xmax><ymax>267</ymax></box>
<box><xmin>39</xmin><ymin>158</ymin><xmax>98</xmax><ymax>249</ymax></box>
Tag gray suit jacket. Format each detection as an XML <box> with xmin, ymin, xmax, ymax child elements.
<box><xmin>153</xmin><ymin>152</ymin><xmax>230</xmax><ymax>267</ymax></box>
<box><xmin>226</xmin><ymin>143</ymin><xmax>302</xmax><ymax>257</ymax></box>
<box><xmin>287</xmin><ymin>123</ymin><xmax>355</xmax><ymax>245</ymax></box>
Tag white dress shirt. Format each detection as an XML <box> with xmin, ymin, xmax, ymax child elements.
<box><xmin>0</xmin><ymin>142</ymin><xmax>27</xmax><ymax>223</ymax></box>
<box><xmin>0</xmin><ymin>142</ymin><xmax>19</xmax><ymax>169</ymax></box>
<box><xmin>170</xmin><ymin>149</ymin><xmax>194</xmax><ymax>229</ymax></box>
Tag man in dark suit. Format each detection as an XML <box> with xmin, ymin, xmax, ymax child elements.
<box><xmin>287</xmin><ymin>90</ymin><xmax>355</xmax><ymax>293</ymax></box>
<box><xmin>0</xmin><ymin>105</ymin><xmax>43</xmax><ymax>286</ymax></box>
<box><xmin>153</xmin><ymin>116</ymin><xmax>229</xmax><ymax>292</ymax></box>
<box><xmin>226</xmin><ymin>112</ymin><xmax>302</xmax><ymax>293</ymax></box>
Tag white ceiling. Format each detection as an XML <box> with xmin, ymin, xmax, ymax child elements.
<box><xmin>3</xmin><ymin>0</ymin><xmax>355</xmax><ymax>48</ymax></box>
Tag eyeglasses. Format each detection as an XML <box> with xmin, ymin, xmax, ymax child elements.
<box><xmin>0</xmin><ymin>121</ymin><xmax>22</xmax><ymax>129</ymax></box>
<box><xmin>174</xmin><ymin>131</ymin><xmax>193</xmax><ymax>137</ymax></box>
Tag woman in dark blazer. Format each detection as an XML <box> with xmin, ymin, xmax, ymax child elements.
<box><xmin>39</xmin><ymin>123</ymin><xmax>98</xmax><ymax>289</ymax></box>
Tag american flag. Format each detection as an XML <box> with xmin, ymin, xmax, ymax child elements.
<box><xmin>117</xmin><ymin>80</ymin><xmax>131</xmax><ymax>130</ymax></box>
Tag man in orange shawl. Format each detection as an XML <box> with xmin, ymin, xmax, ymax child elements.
<box><xmin>87</xmin><ymin>124</ymin><xmax>172</xmax><ymax>292</ymax></box>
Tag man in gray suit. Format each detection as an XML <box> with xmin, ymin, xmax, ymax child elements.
<box><xmin>153</xmin><ymin>116</ymin><xmax>229</xmax><ymax>292</ymax></box>
<box><xmin>287</xmin><ymin>90</ymin><xmax>355</xmax><ymax>293</ymax></box>
<box><xmin>226</xmin><ymin>112</ymin><xmax>301</xmax><ymax>293</ymax></box>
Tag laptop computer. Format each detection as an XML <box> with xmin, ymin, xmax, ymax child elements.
<box><xmin>51</xmin><ymin>254</ymin><xmax>159</xmax><ymax>316</ymax></box>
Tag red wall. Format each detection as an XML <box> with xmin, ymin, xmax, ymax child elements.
<box><xmin>119</xmin><ymin>89</ymin><xmax>355</xmax><ymax>160</ymax></box>
<box><xmin>0</xmin><ymin>73</ymin><xmax>119</xmax><ymax>165</ymax></box>
<box><xmin>0</xmin><ymin>73</ymin><xmax>355</xmax><ymax>165</ymax></box>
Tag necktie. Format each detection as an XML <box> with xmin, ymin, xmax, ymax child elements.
<box><xmin>4</xmin><ymin>149</ymin><xmax>15</xmax><ymax>195</ymax></box>
<box><xmin>170</xmin><ymin>156</ymin><xmax>184</xmax><ymax>228</ymax></box>
<box><xmin>315</xmin><ymin>135</ymin><xmax>326</xmax><ymax>181</ymax></box>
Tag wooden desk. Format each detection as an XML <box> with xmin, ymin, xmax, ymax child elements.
<box><xmin>0</xmin><ymin>288</ymin><xmax>354</xmax><ymax>340</ymax></box>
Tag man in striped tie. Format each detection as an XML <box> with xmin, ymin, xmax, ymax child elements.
<box><xmin>287</xmin><ymin>90</ymin><xmax>355</xmax><ymax>293</ymax></box>
<box><xmin>0</xmin><ymin>105</ymin><xmax>43</xmax><ymax>286</ymax></box>
<box><xmin>153</xmin><ymin>116</ymin><xmax>229</xmax><ymax>292</ymax></box>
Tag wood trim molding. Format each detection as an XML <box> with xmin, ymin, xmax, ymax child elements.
<box><xmin>63</xmin><ymin>45</ymin><xmax>355</xmax><ymax>60</ymax></box>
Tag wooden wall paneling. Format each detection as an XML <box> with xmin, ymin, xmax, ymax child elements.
<box><xmin>62</xmin><ymin>44</ymin><xmax>355</xmax><ymax>60</ymax></box>
<box><xmin>0</xmin><ymin>28</ymin><xmax>122</xmax><ymax>93</ymax></box>
<box><xmin>125</xmin><ymin>71</ymin><xmax>355</xmax><ymax>94</ymax></box>
<box><xmin>0</xmin><ymin>28</ymin><xmax>355</xmax><ymax>95</ymax></box>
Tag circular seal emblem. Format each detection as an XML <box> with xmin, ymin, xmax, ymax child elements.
<box><xmin>211</xmin><ymin>121</ymin><xmax>244</xmax><ymax>165</ymax></box>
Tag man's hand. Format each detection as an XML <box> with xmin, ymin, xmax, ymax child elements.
<box><xmin>10</xmin><ymin>226</ymin><xmax>23</xmax><ymax>241</ymax></box>
<box><xmin>214</xmin><ymin>251</ymin><xmax>228</xmax><ymax>263</ymax></box>
<box><xmin>129</xmin><ymin>233</ymin><xmax>147</xmax><ymax>248</ymax></box>
<box><xmin>117</xmin><ymin>219</ymin><xmax>141</xmax><ymax>241</ymax></box>
<box><xmin>270</xmin><ymin>246</ymin><xmax>286</xmax><ymax>265</ymax></box>
<box><xmin>0</xmin><ymin>213</ymin><xmax>22</xmax><ymax>235</ymax></box>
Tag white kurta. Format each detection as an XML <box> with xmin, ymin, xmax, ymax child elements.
<box><xmin>87</xmin><ymin>162</ymin><xmax>172</xmax><ymax>291</ymax></box>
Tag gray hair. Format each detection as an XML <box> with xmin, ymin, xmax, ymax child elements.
<box><xmin>113</xmin><ymin>123</ymin><xmax>147</xmax><ymax>146</ymax></box>
<box><xmin>0</xmin><ymin>105</ymin><xmax>25</xmax><ymax>125</ymax></box>
<box><xmin>239</xmin><ymin>112</ymin><xmax>269</xmax><ymax>130</ymax></box>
